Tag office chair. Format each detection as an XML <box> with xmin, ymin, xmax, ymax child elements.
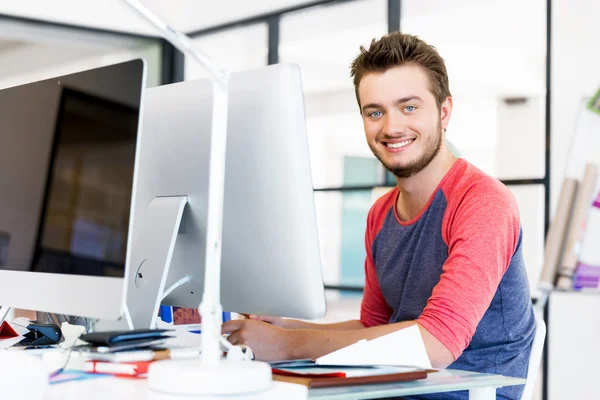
<box><xmin>521</xmin><ymin>310</ymin><xmax>546</xmax><ymax>400</ymax></box>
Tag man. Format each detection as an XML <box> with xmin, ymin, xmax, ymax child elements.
<box><xmin>222</xmin><ymin>32</ymin><xmax>535</xmax><ymax>400</ymax></box>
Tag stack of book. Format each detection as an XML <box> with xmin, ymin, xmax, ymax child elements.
<box><xmin>75</xmin><ymin>328</ymin><xmax>198</xmax><ymax>378</ymax></box>
<box><xmin>81</xmin><ymin>347</ymin><xmax>201</xmax><ymax>378</ymax></box>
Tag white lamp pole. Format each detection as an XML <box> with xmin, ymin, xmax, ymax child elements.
<box><xmin>121</xmin><ymin>1</ymin><xmax>273</xmax><ymax>396</ymax></box>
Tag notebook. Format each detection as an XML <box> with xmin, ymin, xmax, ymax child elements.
<box><xmin>272</xmin><ymin>366</ymin><xmax>428</xmax><ymax>388</ymax></box>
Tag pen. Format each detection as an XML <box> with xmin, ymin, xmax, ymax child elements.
<box><xmin>84</xmin><ymin>360</ymin><xmax>151</xmax><ymax>376</ymax></box>
<box><xmin>152</xmin><ymin>348</ymin><xmax>201</xmax><ymax>361</ymax></box>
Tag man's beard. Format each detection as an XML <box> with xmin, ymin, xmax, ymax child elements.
<box><xmin>372</xmin><ymin>122</ymin><xmax>443</xmax><ymax>179</ymax></box>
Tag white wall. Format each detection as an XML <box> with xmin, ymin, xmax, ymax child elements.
<box><xmin>552</xmin><ymin>0</ymin><xmax>600</xmax><ymax>215</ymax></box>
<box><xmin>497</xmin><ymin>97</ymin><xmax>546</xmax><ymax>179</ymax></box>
<box><xmin>446</xmin><ymin>95</ymin><xmax>498</xmax><ymax>177</ymax></box>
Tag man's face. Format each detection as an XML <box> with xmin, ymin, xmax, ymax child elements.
<box><xmin>358</xmin><ymin>65</ymin><xmax>451</xmax><ymax>179</ymax></box>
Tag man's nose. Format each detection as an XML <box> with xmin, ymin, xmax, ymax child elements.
<box><xmin>383</xmin><ymin>110</ymin><xmax>407</xmax><ymax>136</ymax></box>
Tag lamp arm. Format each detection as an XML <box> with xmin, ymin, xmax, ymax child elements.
<box><xmin>122</xmin><ymin>0</ymin><xmax>227</xmax><ymax>89</ymax></box>
<box><xmin>122</xmin><ymin>0</ymin><xmax>229</xmax><ymax>365</ymax></box>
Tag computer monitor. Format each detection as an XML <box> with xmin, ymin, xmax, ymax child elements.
<box><xmin>127</xmin><ymin>64</ymin><xmax>326</xmax><ymax>329</ymax></box>
<box><xmin>0</xmin><ymin>59</ymin><xmax>146</xmax><ymax>321</ymax></box>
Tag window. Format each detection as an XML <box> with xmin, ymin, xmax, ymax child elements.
<box><xmin>401</xmin><ymin>0</ymin><xmax>547</xmax><ymax>180</ymax></box>
<box><xmin>184</xmin><ymin>24</ymin><xmax>268</xmax><ymax>81</ymax></box>
<box><xmin>280</xmin><ymin>0</ymin><xmax>388</xmax><ymax>189</ymax></box>
<box><xmin>280</xmin><ymin>1</ymin><xmax>388</xmax><ymax>287</ymax></box>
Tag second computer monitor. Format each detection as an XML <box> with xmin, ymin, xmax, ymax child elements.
<box><xmin>0</xmin><ymin>59</ymin><xmax>145</xmax><ymax>321</ymax></box>
<box><xmin>127</xmin><ymin>64</ymin><xmax>326</xmax><ymax>328</ymax></box>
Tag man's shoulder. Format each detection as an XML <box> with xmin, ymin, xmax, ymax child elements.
<box><xmin>443</xmin><ymin>159</ymin><xmax>517</xmax><ymax>212</ymax></box>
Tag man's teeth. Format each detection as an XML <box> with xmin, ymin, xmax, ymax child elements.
<box><xmin>386</xmin><ymin>139</ymin><xmax>413</xmax><ymax>149</ymax></box>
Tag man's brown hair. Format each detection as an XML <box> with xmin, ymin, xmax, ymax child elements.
<box><xmin>350</xmin><ymin>32</ymin><xmax>451</xmax><ymax>110</ymax></box>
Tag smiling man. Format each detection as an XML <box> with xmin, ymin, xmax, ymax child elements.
<box><xmin>222</xmin><ymin>32</ymin><xmax>536</xmax><ymax>400</ymax></box>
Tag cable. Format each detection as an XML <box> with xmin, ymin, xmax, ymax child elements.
<box><xmin>161</xmin><ymin>275</ymin><xmax>192</xmax><ymax>301</ymax></box>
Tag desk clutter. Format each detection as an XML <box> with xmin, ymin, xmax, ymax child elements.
<box><xmin>0</xmin><ymin>318</ymin><xmax>62</xmax><ymax>348</ymax></box>
<box><xmin>268</xmin><ymin>325</ymin><xmax>433</xmax><ymax>388</ymax></box>
<box><xmin>0</xmin><ymin>318</ymin><xmax>200</xmax><ymax>383</ymax></box>
<box><xmin>0</xmin><ymin>308</ymin><xmax>228</xmax><ymax>385</ymax></box>
<box><xmin>0</xmin><ymin>318</ymin><xmax>433</xmax><ymax>392</ymax></box>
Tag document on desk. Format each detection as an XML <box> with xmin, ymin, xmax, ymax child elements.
<box><xmin>315</xmin><ymin>325</ymin><xmax>432</xmax><ymax>369</ymax></box>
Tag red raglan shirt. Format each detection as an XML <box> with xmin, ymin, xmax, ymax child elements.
<box><xmin>360</xmin><ymin>158</ymin><xmax>535</xmax><ymax>400</ymax></box>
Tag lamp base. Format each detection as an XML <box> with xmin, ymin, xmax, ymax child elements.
<box><xmin>147</xmin><ymin>358</ymin><xmax>272</xmax><ymax>397</ymax></box>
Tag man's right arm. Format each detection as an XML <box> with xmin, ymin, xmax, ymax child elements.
<box><xmin>247</xmin><ymin>315</ymin><xmax>365</xmax><ymax>331</ymax></box>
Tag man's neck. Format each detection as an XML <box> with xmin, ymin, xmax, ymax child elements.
<box><xmin>395</xmin><ymin>149</ymin><xmax>458</xmax><ymax>222</ymax></box>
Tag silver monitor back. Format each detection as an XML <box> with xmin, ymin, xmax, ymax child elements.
<box><xmin>128</xmin><ymin>64</ymin><xmax>326</xmax><ymax>328</ymax></box>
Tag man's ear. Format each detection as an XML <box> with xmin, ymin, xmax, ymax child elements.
<box><xmin>440</xmin><ymin>97</ymin><xmax>453</xmax><ymax>132</ymax></box>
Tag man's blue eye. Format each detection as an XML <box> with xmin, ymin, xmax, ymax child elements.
<box><xmin>404</xmin><ymin>106</ymin><xmax>416</xmax><ymax>112</ymax></box>
<box><xmin>369</xmin><ymin>111</ymin><xmax>382</xmax><ymax>117</ymax></box>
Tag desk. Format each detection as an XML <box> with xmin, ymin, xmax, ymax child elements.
<box><xmin>309</xmin><ymin>369</ymin><xmax>525</xmax><ymax>399</ymax></box>
<box><xmin>45</xmin><ymin>369</ymin><xmax>525</xmax><ymax>400</ymax></box>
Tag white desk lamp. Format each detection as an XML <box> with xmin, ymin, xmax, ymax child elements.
<box><xmin>121</xmin><ymin>1</ymin><xmax>272</xmax><ymax>397</ymax></box>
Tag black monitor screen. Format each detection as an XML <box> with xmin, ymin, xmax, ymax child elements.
<box><xmin>0</xmin><ymin>59</ymin><xmax>144</xmax><ymax>278</ymax></box>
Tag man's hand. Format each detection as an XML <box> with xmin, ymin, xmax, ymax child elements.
<box><xmin>222</xmin><ymin>319</ymin><xmax>293</xmax><ymax>361</ymax></box>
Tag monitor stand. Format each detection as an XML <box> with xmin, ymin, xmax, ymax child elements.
<box><xmin>125</xmin><ymin>196</ymin><xmax>188</xmax><ymax>330</ymax></box>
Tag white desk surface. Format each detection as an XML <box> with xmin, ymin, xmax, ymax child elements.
<box><xmin>46</xmin><ymin>369</ymin><xmax>525</xmax><ymax>400</ymax></box>
<box><xmin>45</xmin><ymin>377</ymin><xmax>308</xmax><ymax>400</ymax></box>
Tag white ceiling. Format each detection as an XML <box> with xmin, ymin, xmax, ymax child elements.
<box><xmin>0</xmin><ymin>0</ymin><xmax>318</xmax><ymax>36</ymax></box>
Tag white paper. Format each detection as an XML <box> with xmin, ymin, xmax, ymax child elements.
<box><xmin>162</xmin><ymin>329</ymin><xmax>203</xmax><ymax>349</ymax></box>
<box><xmin>9</xmin><ymin>318</ymin><xmax>30</xmax><ymax>336</ymax></box>
<box><xmin>344</xmin><ymin>366</ymin><xmax>418</xmax><ymax>377</ymax></box>
<box><xmin>0</xmin><ymin>336</ymin><xmax>25</xmax><ymax>349</ymax></box>
<box><xmin>316</xmin><ymin>325</ymin><xmax>432</xmax><ymax>369</ymax></box>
